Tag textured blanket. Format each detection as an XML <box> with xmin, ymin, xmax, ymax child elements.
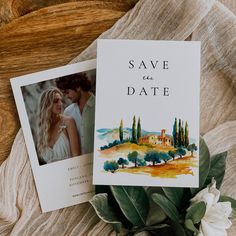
<box><xmin>0</xmin><ymin>0</ymin><xmax>236</xmax><ymax>235</ymax></box>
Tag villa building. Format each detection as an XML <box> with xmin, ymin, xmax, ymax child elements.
<box><xmin>139</xmin><ymin>129</ymin><xmax>172</xmax><ymax>146</ymax></box>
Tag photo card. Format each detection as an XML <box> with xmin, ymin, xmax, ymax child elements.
<box><xmin>93</xmin><ymin>39</ymin><xmax>200</xmax><ymax>187</ymax></box>
<box><xmin>11</xmin><ymin>59</ymin><xmax>96</xmax><ymax>212</ymax></box>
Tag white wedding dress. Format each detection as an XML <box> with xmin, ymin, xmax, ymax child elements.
<box><xmin>42</xmin><ymin>131</ymin><xmax>71</xmax><ymax>164</ymax></box>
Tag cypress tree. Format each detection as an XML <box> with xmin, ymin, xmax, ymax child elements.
<box><xmin>119</xmin><ymin>119</ymin><xmax>123</xmax><ymax>143</ymax></box>
<box><xmin>137</xmin><ymin>117</ymin><xmax>141</xmax><ymax>143</ymax></box>
<box><xmin>178</xmin><ymin>119</ymin><xmax>182</xmax><ymax>147</ymax></box>
<box><xmin>132</xmin><ymin>116</ymin><xmax>137</xmax><ymax>142</ymax></box>
<box><xmin>185</xmin><ymin>121</ymin><xmax>189</xmax><ymax>148</ymax></box>
<box><xmin>181</xmin><ymin>121</ymin><xmax>184</xmax><ymax>146</ymax></box>
<box><xmin>172</xmin><ymin>118</ymin><xmax>178</xmax><ymax>147</ymax></box>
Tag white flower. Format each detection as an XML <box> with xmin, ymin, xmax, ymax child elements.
<box><xmin>190</xmin><ymin>179</ymin><xmax>232</xmax><ymax>236</ymax></box>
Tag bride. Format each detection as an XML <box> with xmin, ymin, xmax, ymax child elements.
<box><xmin>36</xmin><ymin>87</ymin><xmax>81</xmax><ymax>164</ymax></box>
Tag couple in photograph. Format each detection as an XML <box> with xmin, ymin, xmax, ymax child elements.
<box><xmin>37</xmin><ymin>73</ymin><xmax>95</xmax><ymax>164</ymax></box>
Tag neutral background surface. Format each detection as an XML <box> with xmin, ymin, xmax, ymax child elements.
<box><xmin>0</xmin><ymin>1</ymin><xmax>236</xmax><ymax>235</ymax></box>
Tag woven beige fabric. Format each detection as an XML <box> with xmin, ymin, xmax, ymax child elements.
<box><xmin>1</xmin><ymin>0</ymin><xmax>236</xmax><ymax>235</ymax></box>
<box><xmin>220</xmin><ymin>0</ymin><xmax>236</xmax><ymax>15</ymax></box>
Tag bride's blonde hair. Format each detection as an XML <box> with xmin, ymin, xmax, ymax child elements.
<box><xmin>37</xmin><ymin>87</ymin><xmax>63</xmax><ymax>157</ymax></box>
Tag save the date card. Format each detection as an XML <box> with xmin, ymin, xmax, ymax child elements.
<box><xmin>93</xmin><ymin>39</ymin><xmax>200</xmax><ymax>187</ymax></box>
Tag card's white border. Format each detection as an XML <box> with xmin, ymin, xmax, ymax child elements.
<box><xmin>93</xmin><ymin>39</ymin><xmax>200</xmax><ymax>188</ymax></box>
<box><xmin>11</xmin><ymin>59</ymin><xmax>96</xmax><ymax>212</ymax></box>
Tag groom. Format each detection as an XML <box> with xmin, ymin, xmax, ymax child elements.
<box><xmin>56</xmin><ymin>73</ymin><xmax>95</xmax><ymax>155</ymax></box>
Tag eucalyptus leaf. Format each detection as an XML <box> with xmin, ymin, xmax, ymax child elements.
<box><xmin>162</xmin><ymin>187</ymin><xmax>184</xmax><ymax>209</ymax></box>
<box><xmin>146</xmin><ymin>203</ymin><xmax>167</xmax><ymax>226</ymax></box>
<box><xmin>204</xmin><ymin>152</ymin><xmax>227</xmax><ymax>189</ymax></box>
<box><xmin>146</xmin><ymin>187</ymin><xmax>167</xmax><ymax>226</ymax></box>
<box><xmin>110</xmin><ymin>186</ymin><xmax>149</xmax><ymax>226</ymax></box>
<box><xmin>131</xmin><ymin>224</ymin><xmax>170</xmax><ymax>234</ymax></box>
<box><xmin>191</xmin><ymin>138</ymin><xmax>210</xmax><ymax>195</ymax></box>
<box><xmin>184</xmin><ymin>219</ymin><xmax>198</xmax><ymax>233</ymax></box>
<box><xmin>219</xmin><ymin>195</ymin><xmax>236</xmax><ymax>209</ymax></box>
<box><xmin>143</xmin><ymin>224</ymin><xmax>170</xmax><ymax>231</ymax></box>
<box><xmin>95</xmin><ymin>185</ymin><xmax>133</xmax><ymax>229</ymax></box>
<box><xmin>145</xmin><ymin>227</ymin><xmax>175</xmax><ymax>236</ymax></box>
<box><xmin>152</xmin><ymin>193</ymin><xmax>179</xmax><ymax>222</ymax></box>
<box><xmin>186</xmin><ymin>201</ymin><xmax>206</xmax><ymax>224</ymax></box>
<box><xmin>89</xmin><ymin>193</ymin><xmax>122</xmax><ymax>233</ymax></box>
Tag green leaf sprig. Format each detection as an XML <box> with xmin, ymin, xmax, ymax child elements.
<box><xmin>90</xmin><ymin>138</ymin><xmax>236</xmax><ymax>235</ymax></box>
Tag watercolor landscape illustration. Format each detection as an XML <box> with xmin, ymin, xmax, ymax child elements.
<box><xmin>96</xmin><ymin>116</ymin><xmax>198</xmax><ymax>179</ymax></box>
